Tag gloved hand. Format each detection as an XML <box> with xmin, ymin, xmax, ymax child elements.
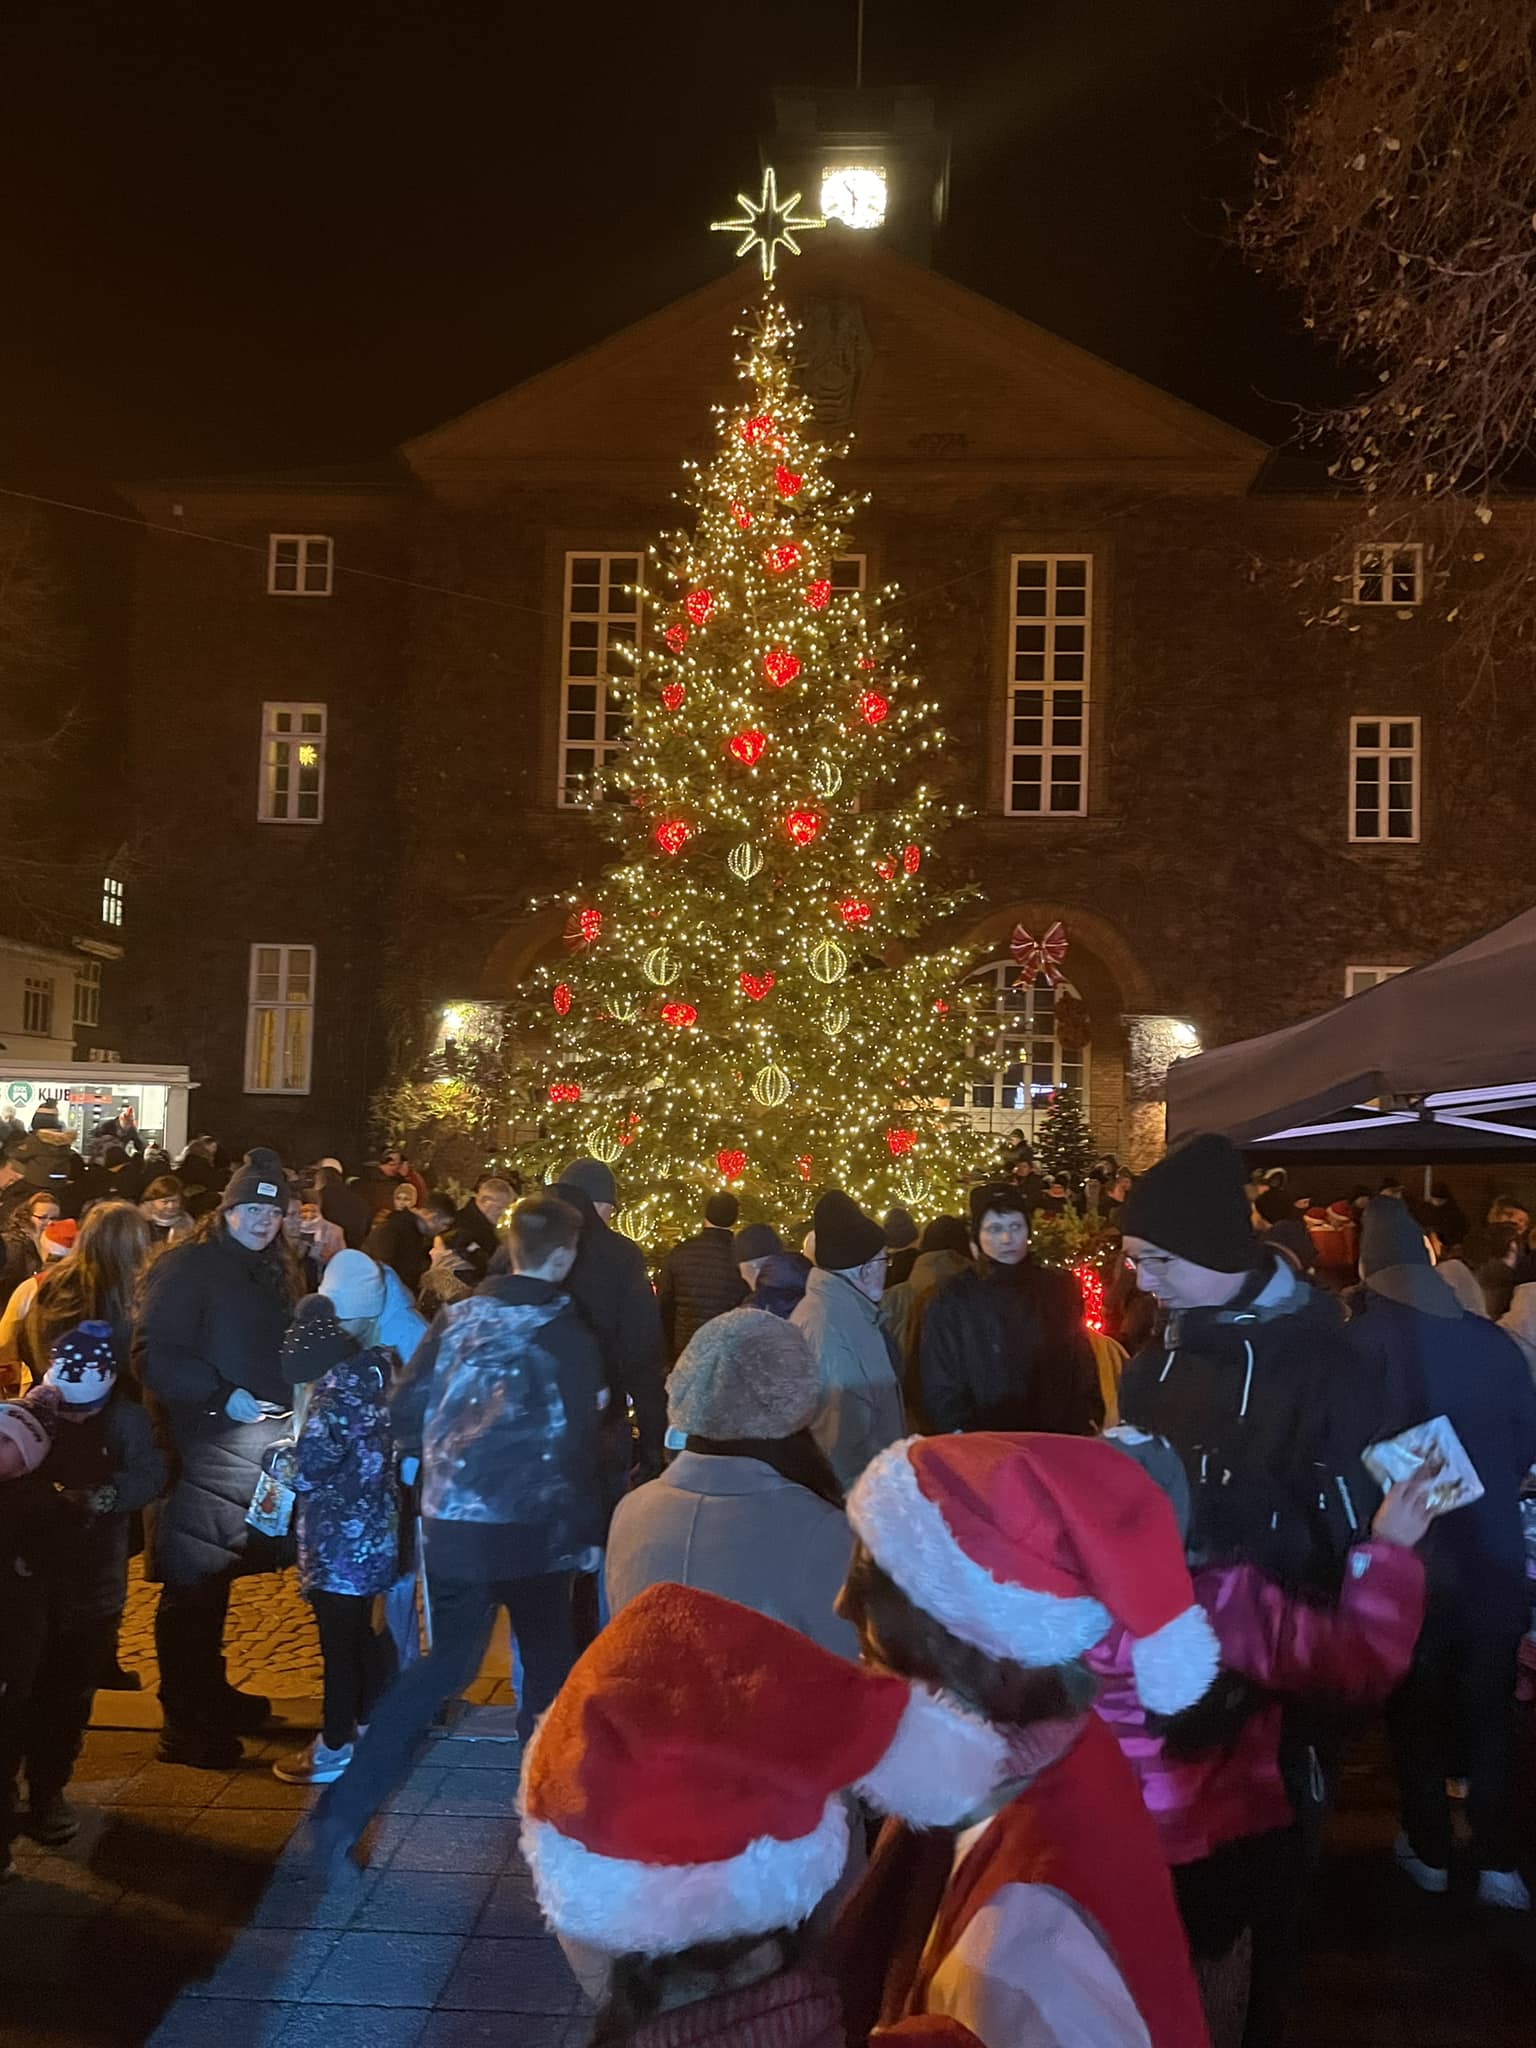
<box><xmin>224</xmin><ymin>1386</ymin><xmax>264</xmax><ymax>1423</ymax></box>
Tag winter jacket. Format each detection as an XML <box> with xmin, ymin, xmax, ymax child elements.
<box><xmin>364</xmin><ymin>1208</ymin><xmax>432</xmax><ymax>1298</ymax></box>
<box><xmin>748</xmin><ymin>1251</ymin><xmax>811</xmax><ymax>1320</ymax></box>
<box><xmin>318</xmin><ymin>1258</ymin><xmax>427</xmax><ymax>1368</ymax></box>
<box><xmin>1500</xmin><ymin>1280</ymin><xmax>1536</xmax><ymax>1384</ymax></box>
<box><xmin>0</xmin><ymin>1225</ymin><xmax>44</xmax><ymax>1314</ymax></box>
<box><xmin>1344</xmin><ymin>1289</ymin><xmax>1536</xmax><ymax>1639</ymax></box>
<box><xmin>391</xmin><ymin>1273</ymin><xmax>607</xmax><ymax>1582</ymax></box>
<box><xmin>321</xmin><ymin>1178</ymin><xmax>373</xmax><ymax>1251</ymax></box>
<box><xmin>134</xmin><ymin>1227</ymin><xmax>297</xmax><ymax>1584</ymax></box>
<box><xmin>1435</xmin><ymin>1257</ymin><xmax>1487</xmax><ymax>1318</ymax></box>
<box><xmin>657</xmin><ymin>1225</ymin><xmax>748</xmax><ymax>1361</ymax></box>
<box><xmin>12</xmin><ymin>1390</ymin><xmax>168</xmax><ymax>1614</ymax></box>
<box><xmin>919</xmin><ymin>1259</ymin><xmax>1101</xmax><ymax>1439</ymax></box>
<box><xmin>1118</xmin><ymin>1249</ymin><xmax>1380</xmax><ymax>1594</ymax></box>
<box><xmin>606</xmin><ymin>1449</ymin><xmax>858</xmax><ymax>1659</ymax></box>
<box><xmin>140</xmin><ymin>1201</ymin><xmax>195</xmax><ymax>1249</ymax></box>
<box><xmin>792</xmin><ymin>1269</ymin><xmax>905</xmax><ymax>1490</ymax></box>
<box><xmin>8</xmin><ymin>1130</ymin><xmax>85</xmax><ymax>1216</ymax></box>
<box><xmin>881</xmin><ymin>1248</ymin><xmax>969</xmax><ymax>1428</ymax></box>
<box><xmin>551</xmin><ymin>1176</ymin><xmax>666</xmax><ymax>1480</ymax></box>
<box><xmin>1088</xmin><ymin>1538</ymin><xmax>1425</xmax><ymax>1866</ymax></box>
<box><xmin>294</xmin><ymin>1346</ymin><xmax>400</xmax><ymax>1598</ymax></box>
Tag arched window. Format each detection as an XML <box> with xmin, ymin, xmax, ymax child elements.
<box><xmin>962</xmin><ymin>959</ymin><xmax>1086</xmax><ymax>1138</ymax></box>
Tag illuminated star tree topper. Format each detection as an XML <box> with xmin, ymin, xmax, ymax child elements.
<box><xmin>711</xmin><ymin>167</ymin><xmax>825</xmax><ymax>281</ymax></box>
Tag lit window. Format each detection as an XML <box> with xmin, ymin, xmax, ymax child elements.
<box><xmin>259</xmin><ymin>703</ymin><xmax>327</xmax><ymax>822</ymax></box>
<box><xmin>960</xmin><ymin>959</ymin><xmax>1086</xmax><ymax>1138</ymax></box>
<box><xmin>1349</xmin><ymin>716</ymin><xmax>1420</xmax><ymax>843</ymax></box>
<box><xmin>559</xmin><ymin>551</ymin><xmax>641</xmax><ymax>805</ymax></box>
<box><xmin>245</xmin><ymin>944</ymin><xmax>316</xmax><ymax>1094</ymax></box>
<box><xmin>22</xmin><ymin>976</ymin><xmax>54</xmax><ymax>1037</ymax></box>
<box><xmin>101</xmin><ymin>876</ymin><xmax>124</xmax><ymax>927</ymax></box>
<box><xmin>1004</xmin><ymin>555</ymin><xmax>1091</xmax><ymax>817</ymax></box>
<box><xmin>267</xmin><ymin>534</ymin><xmax>334</xmax><ymax>597</ymax></box>
<box><xmin>1345</xmin><ymin>964</ymin><xmax>1408</xmax><ymax>998</ymax></box>
<box><xmin>73</xmin><ymin>960</ymin><xmax>101</xmax><ymax>1028</ymax></box>
<box><xmin>1353</xmin><ymin>543</ymin><xmax>1422</xmax><ymax>607</ymax></box>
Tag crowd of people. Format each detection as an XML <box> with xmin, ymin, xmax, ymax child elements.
<box><xmin>2</xmin><ymin>1099</ymin><xmax>1535</xmax><ymax>2048</ymax></box>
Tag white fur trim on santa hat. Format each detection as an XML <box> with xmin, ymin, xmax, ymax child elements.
<box><xmin>518</xmin><ymin>1793</ymin><xmax>850</xmax><ymax>1957</ymax></box>
<box><xmin>855</xmin><ymin>1682</ymin><xmax>1010</xmax><ymax>1826</ymax></box>
<box><xmin>1128</xmin><ymin>1602</ymin><xmax>1221</xmax><ymax>1717</ymax></box>
<box><xmin>848</xmin><ymin>1438</ymin><xmax>1111</xmax><ymax>1668</ymax></box>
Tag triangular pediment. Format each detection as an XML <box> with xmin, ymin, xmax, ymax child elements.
<box><xmin>402</xmin><ymin>236</ymin><xmax>1267</xmax><ymax>498</ymax></box>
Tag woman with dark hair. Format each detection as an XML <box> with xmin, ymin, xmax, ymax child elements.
<box><xmin>518</xmin><ymin>1581</ymin><xmax>1005</xmax><ymax>2048</ymax></box>
<box><xmin>605</xmin><ymin>1306</ymin><xmax>856</xmax><ymax>1657</ymax></box>
<box><xmin>832</xmin><ymin>1434</ymin><xmax>1216</xmax><ymax>2048</ymax></box>
<box><xmin>136</xmin><ymin>1148</ymin><xmax>302</xmax><ymax>1767</ymax></box>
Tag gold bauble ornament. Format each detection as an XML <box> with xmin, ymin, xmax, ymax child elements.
<box><xmin>893</xmin><ymin>1168</ymin><xmax>932</xmax><ymax>1210</ymax></box>
<box><xmin>751</xmin><ymin>1063</ymin><xmax>792</xmax><ymax>1107</ymax></box>
<box><xmin>590</xmin><ymin>1135</ymin><xmax>622</xmax><ymax>1166</ymax></box>
<box><xmin>821</xmin><ymin>1005</ymin><xmax>851</xmax><ymax>1038</ymax></box>
<box><xmin>809</xmin><ymin>938</ymin><xmax>848</xmax><ymax>984</ymax></box>
<box><xmin>608</xmin><ymin>995</ymin><xmax>639</xmax><ymax>1023</ymax></box>
<box><xmin>727</xmin><ymin>842</ymin><xmax>764</xmax><ymax>883</ymax></box>
<box><xmin>809</xmin><ymin>759</ymin><xmax>843</xmax><ymax>800</ymax></box>
<box><xmin>643</xmin><ymin>946</ymin><xmax>679</xmax><ymax>986</ymax></box>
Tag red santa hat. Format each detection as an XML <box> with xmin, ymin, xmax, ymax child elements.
<box><xmin>846</xmin><ymin>1434</ymin><xmax>1219</xmax><ymax>1717</ymax></box>
<box><xmin>518</xmin><ymin>1581</ymin><xmax>1009</xmax><ymax>1956</ymax></box>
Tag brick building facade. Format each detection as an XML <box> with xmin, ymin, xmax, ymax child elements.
<box><xmin>114</xmin><ymin>231</ymin><xmax>1534</xmax><ymax>1169</ymax></box>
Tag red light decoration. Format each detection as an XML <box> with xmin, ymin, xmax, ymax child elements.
<box><xmin>660</xmin><ymin>1001</ymin><xmax>698</xmax><ymax>1029</ymax></box>
<box><xmin>617</xmin><ymin>1129</ymin><xmax>634</xmax><ymax>1146</ymax></box>
<box><xmin>774</xmin><ymin>465</ymin><xmax>803</xmax><ymax>497</ymax></box>
<box><xmin>858</xmin><ymin>656</ymin><xmax>877</xmax><ymax>671</ymax></box>
<box><xmin>886</xmin><ymin>1128</ymin><xmax>917</xmax><ymax>1157</ymax></box>
<box><xmin>784</xmin><ymin>809</ymin><xmax>821</xmax><ymax>847</ymax></box>
<box><xmin>902</xmin><ymin>844</ymin><xmax>922</xmax><ymax>874</ymax></box>
<box><xmin>839</xmin><ymin>897</ymin><xmax>872</xmax><ymax>926</ymax></box>
<box><xmin>654</xmin><ymin>819</ymin><xmax>692</xmax><ymax>855</ymax></box>
<box><xmin>805</xmin><ymin>578</ymin><xmax>831</xmax><ymax>611</ymax></box>
<box><xmin>741</xmin><ymin>415</ymin><xmax>775</xmax><ymax>446</ymax></box>
<box><xmin>876</xmin><ymin>858</ymin><xmax>897</xmax><ymax>882</ymax></box>
<box><xmin>565</xmin><ymin>907</ymin><xmax>602</xmax><ymax>949</ymax></box>
<box><xmin>685</xmin><ymin>588</ymin><xmax>714</xmax><ymax>627</ymax></box>
<box><xmin>796</xmin><ymin>1154</ymin><xmax>813</xmax><ymax>1182</ymax></box>
<box><xmin>933</xmin><ymin>998</ymin><xmax>950</xmax><ymax>1014</ymax></box>
<box><xmin>730</xmin><ymin>500</ymin><xmax>752</xmax><ymax>530</ymax></box>
<box><xmin>716</xmin><ymin>1147</ymin><xmax>747</xmax><ymax>1180</ymax></box>
<box><xmin>728</xmin><ymin>728</ymin><xmax>766</xmax><ymax>765</ymax></box>
<box><xmin>552</xmin><ymin>983</ymin><xmax>572</xmax><ymax>1017</ymax></box>
<box><xmin>661</xmin><ymin>682</ymin><xmax>685</xmax><ymax>712</ymax></box>
<box><xmin>858</xmin><ymin>690</ymin><xmax>889</xmax><ymax>726</ymax></box>
<box><xmin>739</xmin><ymin>971</ymin><xmax>776</xmax><ymax>1001</ymax></box>
<box><xmin>547</xmin><ymin>1082</ymin><xmax>581</xmax><ymax>1105</ymax></box>
<box><xmin>1074</xmin><ymin>1262</ymin><xmax>1106</xmax><ymax>1336</ymax></box>
<box><xmin>763</xmin><ymin>646</ymin><xmax>801</xmax><ymax>688</ymax></box>
<box><xmin>764</xmin><ymin>542</ymin><xmax>802</xmax><ymax>575</ymax></box>
<box><xmin>664</xmin><ymin>622</ymin><xmax>689</xmax><ymax>654</ymax></box>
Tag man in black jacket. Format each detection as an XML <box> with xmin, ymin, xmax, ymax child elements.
<box><xmin>656</xmin><ymin>1193</ymin><xmax>747</xmax><ymax>1362</ymax></box>
<box><xmin>550</xmin><ymin>1160</ymin><xmax>665</xmax><ymax>1483</ymax></box>
<box><xmin>919</xmin><ymin>1184</ymin><xmax>1101</xmax><ymax>1437</ymax></box>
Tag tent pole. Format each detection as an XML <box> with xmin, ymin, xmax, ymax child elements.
<box><xmin>1423</xmin><ymin>1164</ymin><xmax>1433</xmax><ymax>1201</ymax></box>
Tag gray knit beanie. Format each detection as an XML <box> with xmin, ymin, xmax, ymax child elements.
<box><xmin>667</xmin><ymin>1306</ymin><xmax>820</xmax><ymax>1441</ymax></box>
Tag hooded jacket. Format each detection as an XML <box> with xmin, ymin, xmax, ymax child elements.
<box><xmin>1118</xmin><ymin>1248</ymin><xmax>1378</xmax><ymax>1594</ymax></box>
<box><xmin>294</xmin><ymin>1344</ymin><xmax>400</xmax><ymax>1598</ymax></box>
<box><xmin>552</xmin><ymin>1176</ymin><xmax>666</xmax><ymax>1479</ymax></box>
<box><xmin>390</xmin><ymin>1273</ymin><xmax>607</xmax><ymax>1581</ymax></box>
<box><xmin>918</xmin><ymin>1259</ymin><xmax>1101</xmax><ymax>1440</ymax></box>
<box><xmin>881</xmin><ymin>1247</ymin><xmax>971</xmax><ymax>1428</ymax></box>
<box><xmin>9</xmin><ymin>1128</ymin><xmax>85</xmax><ymax>1216</ymax></box>
<box><xmin>791</xmin><ymin>1268</ymin><xmax>904</xmax><ymax>1489</ymax></box>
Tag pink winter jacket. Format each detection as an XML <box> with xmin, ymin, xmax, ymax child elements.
<box><xmin>1087</xmin><ymin>1538</ymin><xmax>1426</xmax><ymax>1866</ymax></box>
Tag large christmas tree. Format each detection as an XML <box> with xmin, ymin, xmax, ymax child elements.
<box><xmin>512</xmin><ymin>296</ymin><xmax>988</xmax><ymax>1245</ymax></box>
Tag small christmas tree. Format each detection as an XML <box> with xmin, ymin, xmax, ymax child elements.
<box><xmin>506</xmin><ymin>296</ymin><xmax>989</xmax><ymax>1245</ymax></box>
<box><xmin>1035</xmin><ymin>1088</ymin><xmax>1098</xmax><ymax>1192</ymax></box>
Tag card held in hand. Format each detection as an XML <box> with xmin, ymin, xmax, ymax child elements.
<box><xmin>1363</xmin><ymin>1414</ymin><xmax>1484</xmax><ymax>1518</ymax></box>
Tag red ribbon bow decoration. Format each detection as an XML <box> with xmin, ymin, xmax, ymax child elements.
<box><xmin>1010</xmin><ymin>920</ymin><xmax>1069</xmax><ymax>987</ymax></box>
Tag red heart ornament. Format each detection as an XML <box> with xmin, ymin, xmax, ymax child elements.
<box><xmin>839</xmin><ymin>897</ymin><xmax>872</xmax><ymax>926</ymax></box>
<box><xmin>565</xmin><ymin>907</ymin><xmax>601</xmax><ymax>949</ymax></box>
<box><xmin>654</xmin><ymin>820</ymin><xmax>692</xmax><ymax>855</ymax></box>
<box><xmin>903</xmin><ymin>844</ymin><xmax>922</xmax><ymax>873</ymax></box>
<box><xmin>685</xmin><ymin>589</ymin><xmax>714</xmax><ymax>627</ymax></box>
<box><xmin>805</xmin><ymin>578</ymin><xmax>831</xmax><ymax>610</ymax></box>
<box><xmin>774</xmin><ymin>465</ymin><xmax>803</xmax><ymax>497</ymax></box>
<box><xmin>876</xmin><ymin>858</ymin><xmax>897</xmax><ymax>882</ymax></box>
<box><xmin>795</xmin><ymin>1154</ymin><xmax>814</xmax><ymax>1182</ymax></box>
<box><xmin>552</xmin><ymin>983</ymin><xmax>572</xmax><ymax>1016</ymax></box>
<box><xmin>660</xmin><ymin>1002</ymin><xmax>697</xmax><ymax>1029</ymax></box>
<box><xmin>730</xmin><ymin>499</ymin><xmax>752</xmax><ymax>530</ymax></box>
<box><xmin>661</xmin><ymin>683</ymin><xmax>685</xmax><ymax>712</ymax></box>
<box><xmin>763</xmin><ymin>542</ymin><xmax>802</xmax><ymax>575</ymax></box>
<box><xmin>886</xmin><ymin>1128</ymin><xmax>917</xmax><ymax>1157</ymax></box>
<box><xmin>716</xmin><ymin>1148</ymin><xmax>747</xmax><ymax>1180</ymax></box>
<box><xmin>740</xmin><ymin>415</ymin><xmax>775</xmax><ymax>446</ymax></box>
<box><xmin>664</xmin><ymin>623</ymin><xmax>689</xmax><ymax>654</ymax></box>
<box><xmin>739</xmin><ymin>972</ymin><xmax>776</xmax><ymax>1001</ymax></box>
<box><xmin>784</xmin><ymin>809</ymin><xmax>821</xmax><ymax>847</ymax></box>
<box><xmin>728</xmin><ymin>729</ymin><xmax>766</xmax><ymax>765</ymax></box>
<box><xmin>763</xmin><ymin>646</ymin><xmax>801</xmax><ymax>688</ymax></box>
<box><xmin>547</xmin><ymin>1082</ymin><xmax>581</xmax><ymax>1104</ymax></box>
<box><xmin>858</xmin><ymin>690</ymin><xmax>889</xmax><ymax>726</ymax></box>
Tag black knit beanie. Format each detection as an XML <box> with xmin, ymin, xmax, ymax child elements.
<box><xmin>812</xmin><ymin>1189</ymin><xmax>885</xmax><ymax>1271</ymax></box>
<box><xmin>281</xmin><ymin>1294</ymin><xmax>360</xmax><ymax>1378</ymax></box>
<box><xmin>1116</xmin><ymin>1134</ymin><xmax>1257</xmax><ymax>1274</ymax></box>
<box><xmin>221</xmin><ymin>1146</ymin><xmax>289</xmax><ymax>1212</ymax></box>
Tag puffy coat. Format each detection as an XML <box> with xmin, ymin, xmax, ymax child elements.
<box><xmin>390</xmin><ymin>1273</ymin><xmax>607</xmax><ymax>1581</ymax></box>
<box><xmin>9</xmin><ymin>1129</ymin><xmax>86</xmax><ymax>1215</ymax></box>
<box><xmin>552</xmin><ymin>1177</ymin><xmax>666</xmax><ymax>1479</ymax></box>
<box><xmin>919</xmin><ymin>1259</ymin><xmax>1101</xmax><ymax>1439</ymax></box>
<box><xmin>792</xmin><ymin>1269</ymin><xmax>904</xmax><ymax>1489</ymax></box>
<box><xmin>1088</xmin><ymin>1538</ymin><xmax>1425</xmax><ymax>1866</ymax></box>
<box><xmin>294</xmin><ymin>1345</ymin><xmax>399</xmax><ymax>1598</ymax></box>
<box><xmin>1119</xmin><ymin>1249</ymin><xmax>1380</xmax><ymax>1594</ymax></box>
<box><xmin>656</xmin><ymin>1226</ymin><xmax>747</xmax><ymax>1361</ymax></box>
<box><xmin>881</xmin><ymin>1248</ymin><xmax>969</xmax><ymax>1428</ymax></box>
<box><xmin>135</xmin><ymin>1227</ymin><xmax>297</xmax><ymax>1585</ymax></box>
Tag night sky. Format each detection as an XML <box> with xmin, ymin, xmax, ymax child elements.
<box><xmin>2</xmin><ymin>0</ymin><xmax>1348</xmax><ymax>483</ymax></box>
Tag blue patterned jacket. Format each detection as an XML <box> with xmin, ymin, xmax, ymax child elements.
<box><xmin>293</xmin><ymin>1345</ymin><xmax>400</xmax><ymax>1598</ymax></box>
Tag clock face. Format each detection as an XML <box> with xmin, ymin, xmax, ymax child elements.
<box><xmin>820</xmin><ymin>164</ymin><xmax>887</xmax><ymax>231</ymax></box>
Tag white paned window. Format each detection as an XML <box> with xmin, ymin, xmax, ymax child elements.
<box><xmin>1005</xmin><ymin>555</ymin><xmax>1091</xmax><ymax>816</ymax></box>
<box><xmin>559</xmin><ymin>551</ymin><xmax>640</xmax><ymax>804</ymax></box>
<box><xmin>22</xmin><ymin>976</ymin><xmax>54</xmax><ymax>1036</ymax></box>
<box><xmin>1345</xmin><ymin>964</ymin><xmax>1408</xmax><ymax>998</ymax></box>
<box><xmin>1353</xmin><ymin>543</ymin><xmax>1422</xmax><ymax>607</ymax></box>
<box><xmin>101</xmin><ymin>876</ymin><xmax>123</xmax><ymax>927</ymax></box>
<box><xmin>960</xmin><ymin>960</ymin><xmax>1086</xmax><ymax>1138</ymax></box>
<box><xmin>267</xmin><ymin>534</ymin><xmax>334</xmax><ymax>596</ymax></box>
<box><xmin>245</xmin><ymin>944</ymin><xmax>316</xmax><ymax>1094</ymax></box>
<box><xmin>259</xmin><ymin>703</ymin><xmax>327</xmax><ymax>822</ymax></box>
<box><xmin>1350</xmin><ymin>716</ymin><xmax>1420</xmax><ymax>843</ymax></box>
<box><xmin>73</xmin><ymin>960</ymin><xmax>101</xmax><ymax>1028</ymax></box>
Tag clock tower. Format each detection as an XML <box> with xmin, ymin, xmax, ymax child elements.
<box><xmin>765</xmin><ymin>87</ymin><xmax>950</xmax><ymax>265</ymax></box>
